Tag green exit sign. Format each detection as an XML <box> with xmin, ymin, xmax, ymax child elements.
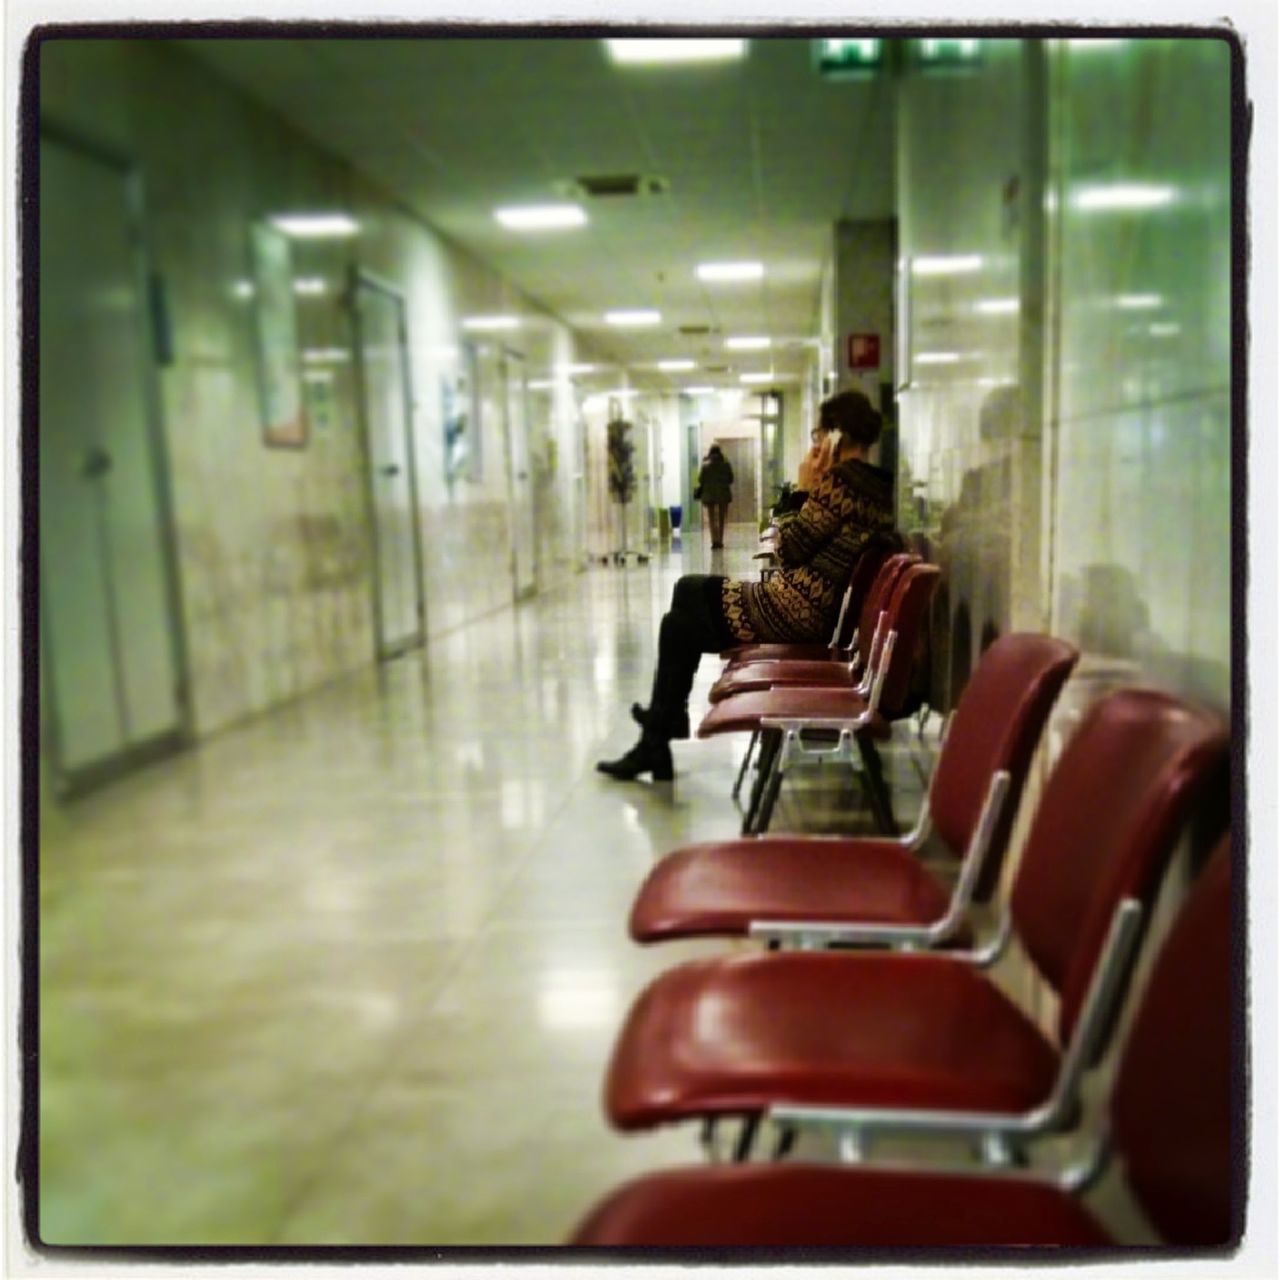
<box><xmin>815</xmin><ymin>38</ymin><xmax>884</xmax><ymax>78</ymax></box>
<box><xmin>917</xmin><ymin>37</ymin><xmax>983</xmax><ymax>66</ymax></box>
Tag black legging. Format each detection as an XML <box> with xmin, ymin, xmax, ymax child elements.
<box><xmin>645</xmin><ymin>574</ymin><xmax>734</xmax><ymax>730</ymax></box>
<box><xmin>706</xmin><ymin>501</ymin><xmax>729</xmax><ymax>546</ymax></box>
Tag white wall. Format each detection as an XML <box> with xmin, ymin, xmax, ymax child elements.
<box><xmin>895</xmin><ymin>36</ymin><xmax>1231</xmax><ymax>713</ymax></box>
<box><xmin>39</xmin><ymin>39</ymin><xmax>603</xmax><ymax>741</ymax></box>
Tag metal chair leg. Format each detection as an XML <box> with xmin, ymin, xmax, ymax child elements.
<box><xmin>752</xmin><ymin>755</ymin><xmax>786</xmax><ymax>835</ymax></box>
<box><xmin>733</xmin><ymin>1114</ymin><xmax>762</xmax><ymax>1163</ymax></box>
<box><xmin>855</xmin><ymin>734</ymin><xmax>897</xmax><ymax>835</ymax></box>
<box><xmin>742</xmin><ymin>728</ymin><xmax>781</xmax><ymax>835</ymax></box>
<box><xmin>731</xmin><ymin>730</ymin><xmax>759</xmax><ymax>802</ymax></box>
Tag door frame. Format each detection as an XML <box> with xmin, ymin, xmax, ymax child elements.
<box><xmin>37</xmin><ymin>122</ymin><xmax>193</xmax><ymax>794</ymax></box>
<box><xmin>349</xmin><ymin>269</ymin><xmax>427</xmax><ymax>658</ymax></box>
<box><xmin>500</xmin><ymin>346</ymin><xmax>537</xmax><ymax>601</ymax></box>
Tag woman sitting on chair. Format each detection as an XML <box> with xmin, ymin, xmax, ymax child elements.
<box><xmin>598</xmin><ymin>389</ymin><xmax>896</xmax><ymax>782</ymax></box>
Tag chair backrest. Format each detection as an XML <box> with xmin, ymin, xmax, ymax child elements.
<box><xmin>927</xmin><ymin>634</ymin><xmax>1080</xmax><ymax>897</ymax></box>
<box><xmin>834</xmin><ymin>536</ymin><xmax>902</xmax><ymax>651</ymax></box>
<box><xmin>855</xmin><ymin>553</ymin><xmax>917</xmax><ymax>671</ymax></box>
<box><xmin>1009</xmin><ymin>688</ymin><xmax>1228</xmax><ymax>1047</ymax></box>
<box><xmin>1110</xmin><ymin>835</ymin><xmax>1234</xmax><ymax>1246</ymax></box>
<box><xmin>871</xmin><ymin>563</ymin><xmax>941</xmax><ymax>717</ymax></box>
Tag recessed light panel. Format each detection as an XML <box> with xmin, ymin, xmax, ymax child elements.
<box><xmin>696</xmin><ymin>261</ymin><xmax>764</xmax><ymax>282</ymax></box>
<box><xmin>726</xmin><ymin>336</ymin><xmax>771</xmax><ymax>350</ymax></box>
<box><xmin>740</xmin><ymin>372</ymin><xmax>774</xmax><ymax>384</ymax></box>
<box><xmin>462</xmin><ymin>316</ymin><xmax>521</xmax><ymax>331</ymax></box>
<box><xmin>494</xmin><ymin>204</ymin><xmax>587</xmax><ymax>230</ymax></box>
<box><xmin>605</xmin><ymin>39</ymin><xmax>746</xmax><ymax>64</ymax></box>
<box><xmin>658</xmin><ymin>360</ymin><xmax>696</xmax><ymax>371</ymax></box>
<box><xmin>270</xmin><ymin>213</ymin><xmax>360</xmax><ymax>238</ymax></box>
<box><xmin>605</xmin><ymin>310</ymin><xmax>661</xmax><ymax>327</ymax></box>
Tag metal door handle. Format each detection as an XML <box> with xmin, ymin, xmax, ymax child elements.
<box><xmin>82</xmin><ymin>447</ymin><xmax>113</xmax><ymax>478</ymax></box>
<box><xmin>381</xmin><ymin>464</ymin><xmax>401</xmax><ymax>477</ymax></box>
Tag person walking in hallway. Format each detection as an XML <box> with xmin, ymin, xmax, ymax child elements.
<box><xmin>597</xmin><ymin>390</ymin><xmax>896</xmax><ymax>782</ymax></box>
<box><xmin>696</xmin><ymin>444</ymin><xmax>734</xmax><ymax>550</ymax></box>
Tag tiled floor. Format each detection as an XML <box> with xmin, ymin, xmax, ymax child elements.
<box><xmin>39</xmin><ymin>526</ymin><xmax>960</xmax><ymax>1247</ymax></box>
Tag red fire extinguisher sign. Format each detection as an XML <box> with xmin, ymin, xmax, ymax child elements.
<box><xmin>847</xmin><ymin>333</ymin><xmax>881</xmax><ymax>370</ymax></box>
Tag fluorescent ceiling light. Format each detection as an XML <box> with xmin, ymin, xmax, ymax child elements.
<box><xmin>726</xmin><ymin>336</ymin><xmax>771</xmax><ymax>350</ymax></box>
<box><xmin>683</xmin><ymin>385</ymin><xmax>716</xmax><ymax>395</ymax></box>
<box><xmin>231</xmin><ymin>280</ymin><xmax>255</xmax><ymax>300</ymax></box>
<box><xmin>562</xmin><ymin>362</ymin><xmax>596</xmax><ymax>375</ymax></box>
<box><xmin>302</xmin><ymin>369</ymin><xmax>334</xmax><ymax>382</ymax></box>
<box><xmin>740</xmin><ymin>372</ymin><xmax>774</xmax><ymax>384</ymax></box>
<box><xmin>494</xmin><ymin>204</ymin><xmax>587</xmax><ymax>230</ymax></box>
<box><xmin>462</xmin><ymin>315</ymin><xmax>521</xmax><ymax>331</ymax></box>
<box><xmin>1115</xmin><ymin>294</ymin><xmax>1163</xmax><ymax>310</ymax></box>
<box><xmin>293</xmin><ymin>278</ymin><xmax>327</xmax><ymax>296</ymax></box>
<box><xmin>1148</xmin><ymin>322</ymin><xmax>1182</xmax><ymax>337</ymax></box>
<box><xmin>697</xmin><ymin>261</ymin><xmax>764</xmax><ymax>282</ymax></box>
<box><xmin>912</xmin><ymin>255</ymin><xmax>984</xmax><ymax>276</ymax></box>
<box><xmin>658</xmin><ymin>359</ymin><xmax>696</xmax><ymax>371</ymax></box>
<box><xmin>302</xmin><ymin>348</ymin><xmax>351</xmax><ymax>364</ymax></box>
<box><xmin>914</xmin><ymin>352</ymin><xmax>961</xmax><ymax>364</ymax></box>
<box><xmin>1072</xmin><ymin>184</ymin><xmax>1176</xmax><ymax>212</ymax></box>
<box><xmin>605</xmin><ymin>310</ymin><xmax>661</xmax><ymax>326</ymax></box>
<box><xmin>606</xmin><ymin>38</ymin><xmax>746</xmax><ymax>64</ymax></box>
<box><xmin>974</xmin><ymin>297</ymin><xmax>1018</xmax><ymax>314</ymax></box>
<box><xmin>270</xmin><ymin>213</ymin><xmax>360</xmax><ymax>238</ymax></box>
<box><xmin>611</xmin><ymin>388</ymin><xmax>639</xmax><ymax>398</ymax></box>
<box><xmin>528</xmin><ymin>379</ymin><xmax>557</xmax><ymax>390</ymax></box>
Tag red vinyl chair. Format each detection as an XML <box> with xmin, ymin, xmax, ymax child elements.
<box><xmin>714</xmin><ymin>550</ymin><xmax>915</xmax><ymax>694</ymax></box>
<box><xmin>604</xmin><ymin>689</ymin><xmax>1228</xmax><ymax>1161</ymax></box>
<box><xmin>717</xmin><ymin>562</ymin><xmax>942</xmax><ymax>835</ymax></box>
<box><xmin>724</xmin><ymin>549</ymin><xmax>915</xmax><ymax>805</ymax></box>
<box><xmin>629</xmin><ymin>633</ymin><xmax>1080</xmax><ymax>948</ymax></box>
<box><xmin>573</xmin><ymin>836</ymin><xmax>1235</xmax><ymax>1248</ymax></box>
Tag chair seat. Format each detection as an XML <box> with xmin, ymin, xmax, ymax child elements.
<box><xmin>629</xmin><ymin>837</ymin><xmax>962</xmax><ymax>943</ymax></box>
<box><xmin>721</xmin><ymin>642</ymin><xmax>836</xmax><ymax>664</ymax></box>
<box><xmin>570</xmin><ymin>1162</ymin><xmax>1110</xmax><ymax>1247</ymax></box>
<box><xmin>699</xmin><ymin>686</ymin><xmax>887</xmax><ymax>738</ymax></box>
<box><xmin>710</xmin><ymin>659</ymin><xmax>859</xmax><ymax>703</ymax></box>
<box><xmin>605</xmin><ymin>951</ymin><xmax>1059</xmax><ymax>1130</ymax></box>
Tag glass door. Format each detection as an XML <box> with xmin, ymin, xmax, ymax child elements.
<box><xmin>39</xmin><ymin>132</ymin><xmax>185</xmax><ymax>787</ymax></box>
<box><xmin>353</xmin><ymin>277</ymin><xmax>425</xmax><ymax>657</ymax></box>
<box><xmin>502</xmin><ymin>350</ymin><xmax>537</xmax><ymax>599</ymax></box>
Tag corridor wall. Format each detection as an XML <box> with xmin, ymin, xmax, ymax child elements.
<box><xmin>38</xmin><ymin>39</ymin><xmax>598</xmax><ymax>743</ymax></box>
<box><xmin>894</xmin><ymin>36</ymin><xmax>1232</xmax><ymax>714</ymax></box>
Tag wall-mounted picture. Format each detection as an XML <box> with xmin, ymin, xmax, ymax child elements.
<box><xmin>441</xmin><ymin>340</ymin><xmax>480</xmax><ymax>486</ymax></box>
<box><xmin>251</xmin><ymin>220</ymin><xmax>307</xmax><ymax>448</ymax></box>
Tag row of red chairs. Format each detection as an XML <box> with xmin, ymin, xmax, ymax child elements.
<box><xmin>710</xmin><ymin>548</ymin><xmax>942</xmax><ymax>834</ymax></box>
<box><xmin>569</xmin><ymin>547</ymin><xmax>1235</xmax><ymax>1249</ymax></box>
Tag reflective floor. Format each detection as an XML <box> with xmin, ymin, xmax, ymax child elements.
<box><xmin>38</xmin><ymin>525</ymin><xmax>992</xmax><ymax>1247</ymax></box>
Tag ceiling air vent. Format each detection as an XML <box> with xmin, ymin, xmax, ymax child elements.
<box><xmin>678</xmin><ymin>324</ymin><xmax>713</xmax><ymax>336</ymax></box>
<box><xmin>563</xmin><ymin>174</ymin><xmax>670</xmax><ymax>199</ymax></box>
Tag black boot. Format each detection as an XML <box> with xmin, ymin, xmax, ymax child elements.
<box><xmin>630</xmin><ymin>702</ymin><xmax>691</xmax><ymax>741</ymax></box>
<box><xmin>596</xmin><ymin>733</ymin><xmax>674</xmax><ymax>782</ymax></box>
